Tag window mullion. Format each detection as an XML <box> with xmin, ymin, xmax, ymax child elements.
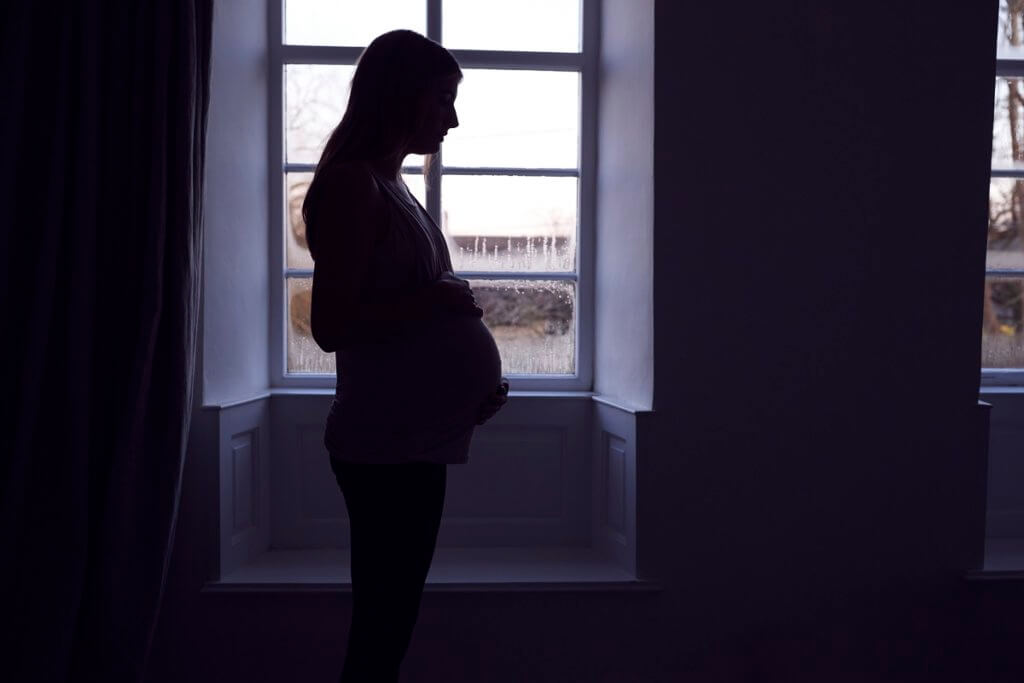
<box><xmin>284</xmin><ymin>269</ymin><xmax>579</xmax><ymax>281</ymax></box>
<box><xmin>427</xmin><ymin>0</ymin><xmax>442</xmax><ymax>42</ymax></box>
<box><xmin>448</xmin><ymin>50</ymin><xmax>583</xmax><ymax>71</ymax></box>
<box><xmin>280</xmin><ymin>45</ymin><xmax>363</xmax><ymax>64</ymax></box>
<box><xmin>269</xmin><ymin>0</ymin><xmax>287</xmax><ymax>385</ymax></box>
<box><xmin>279</xmin><ymin>45</ymin><xmax>582</xmax><ymax>70</ymax></box>
<box><xmin>425</xmin><ymin>0</ymin><xmax>443</xmax><ymax>227</ymax></box>
<box><xmin>285</xmin><ymin>164</ymin><xmax>581</xmax><ymax>177</ymax></box>
<box><xmin>453</xmin><ymin>271</ymin><xmax>579</xmax><ymax>281</ymax></box>
<box><xmin>997</xmin><ymin>59</ymin><xmax>1024</xmax><ymax>78</ymax></box>
<box><xmin>441</xmin><ymin>167</ymin><xmax>579</xmax><ymax>177</ymax></box>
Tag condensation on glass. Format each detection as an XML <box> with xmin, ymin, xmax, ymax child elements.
<box><xmin>470</xmin><ymin>279</ymin><xmax>576</xmax><ymax>375</ymax></box>
<box><xmin>982</xmin><ymin>276</ymin><xmax>1024</xmax><ymax>368</ymax></box>
<box><xmin>286</xmin><ymin>172</ymin><xmax>427</xmax><ymax>270</ymax></box>
<box><xmin>285</xmin><ymin>0</ymin><xmax>426</xmax><ymax>47</ymax></box>
<box><xmin>442</xmin><ymin>69</ymin><xmax>579</xmax><ymax>169</ymax></box>
<box><xmin>286</xmin><ymin>277</ymin><xmax>336</xmax><ymax>374</ymax></box>
<box><xmin>287</xmin><ymin>277</ymin><xmax>575</xmax><ymax>375</ymax></box>
<box><xmin>442</xmin><ymin>0</ymin><xmax>581</xmax><ymax>53</ymax></box>
<box><xmin>443</xmin><ymin>175</ymin><xmax>577</xmax><ymax>272</ymax></box>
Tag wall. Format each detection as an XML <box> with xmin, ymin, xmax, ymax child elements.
<box><xmin>150</xmin><ymin>2</ymin><xmax>1024</xmax><ymax>682</ymax></box>
<box><xmin>594</xmin><ymin>0</ymin><xmax>654</xmax><ymax>410</ymax></box>
<box><xmin>643</xmin><ymin>0</ymin><xmax>1009</xmax><ymax>676</ymax></box>
<box><xmin>983</xmin><ymin>389</ymin><xmax>1024</xmax><ymax>538</ymax></box>
<box><xmin>202</xmin><ymin>0</ymin><xmax>270</xmax><ymax>406</ymax></box>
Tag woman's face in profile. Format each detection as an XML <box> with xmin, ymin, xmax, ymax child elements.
<box><xmin>408</xmin><ymin>73</ymin><xmax>461</xmax><ymax>155</ymax></box>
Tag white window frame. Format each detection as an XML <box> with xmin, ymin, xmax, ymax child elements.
<box><xmin>267</xmin><ymin>0</ymin><xmax>598</xmax><ymax>392</ymax></box>
<box><xmin>985</xmin><ymin>54</ymin><xmax>1024</xmax><ymax>387</ymax></box>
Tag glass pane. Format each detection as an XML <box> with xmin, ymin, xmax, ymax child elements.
<box><xmin>443</xmin><ymin>0</ymin><xmax>580</xmax><ymax>52</ymax></box>
<box><xmin>286</xmin><ymin>64</ymin><xmax>354</xmax><ymax>165</ymax></box>
<box><xmin>471</xmin><ymin>279</ymin><xmax>575</xmax><ymax>374</ymax></box>
<box><xmin>443</xmin><ymin>175</ymin><xmax>576</xmax><ymax>272</ymax></box>
<box><xmin>286</xmin><ymin>172</ymin><xmax>425</xmax><ymax>269</ymax></box>
<box><xmin>287</xmin><ymin>173</ymin><xmax>313</xmax><ymax>268</ymax></box>
<box><xmin>287</xmin><ymin>276</ymin><xmax>575</xmax><ymax>375</ymax></box>
<box><xmin>988</xmin><ymin>178</ymin><xmax>1024</xmax><ymax>271</ymax></box>
<box><xmin>991</xmin><ymin>78</ymin><xmax>1024</xmax><ymax>170</ymax></box>
<box><xmin>998</xmin><ymin>0</ymin><xmax>1024</xmax><ymax>60</ymax></box>
<box><xmin>287</xmin><ymin>277</ymin><xmax>336</xmax><ymax>374</ymax></box>
<box><xmin>286</xmin><ymin>64</ymin><xmax>426</xmax><ymax>167</ymax></box>
<box><xmin>285</xmin><ymin>0</ymin><xmax>425</xmax><ymax>46</ymax></box>
<box><xmin>442</xmin><ymin>69</ymin><xmax>579</xmax><ymax>168</ymax></box>
<box><xmin>983</xmin><ymin>276</ymin><xmax>1024</xmax><ymax>368</ymax></box>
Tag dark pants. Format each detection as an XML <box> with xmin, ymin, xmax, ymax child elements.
<box><xmin>329</xmin><ymin>458</ymin><xmax>447</xmax><ymax>683</ymax></box>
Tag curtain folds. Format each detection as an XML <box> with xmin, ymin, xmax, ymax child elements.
<box><xmin>0</xmin><ymin>2</ymin><xmax>213</xmax><ymax>681</ymax></box>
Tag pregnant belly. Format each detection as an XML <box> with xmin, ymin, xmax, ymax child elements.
<box><xmin>335</xmin><ymin>314</ymin><xmax>502</xmax><ymax>432</ymax></box>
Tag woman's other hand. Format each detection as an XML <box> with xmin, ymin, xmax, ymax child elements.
<box><xmin>431</xmin><ymin>272</ymin><xmax>483</xmax><ymax>317</ymax></box>
<box><xmin>475</xmin><ymin>377</ymin><xmax>510</xmax><ymax>425</ymax></box>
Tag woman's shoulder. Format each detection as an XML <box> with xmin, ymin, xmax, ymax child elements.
<box><xmin>314</xmin><ymin>161</ymin><xmax>388</xmax><ymax>224</ymax></box>
<box><xmin>318</xmin><ymin>160</ymin><xmax>380</xmax><ymax>196</ymax></box>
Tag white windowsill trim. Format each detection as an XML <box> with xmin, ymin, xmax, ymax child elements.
<box><xmin>201</xmin><ymin>388</ymin><xmax>652</xmax><ymax>412</ymax></box>
<box><xmin>967</xmin><ymin>538</ymin><xmax>1024</xmax><ymax>581</ymax></box>
<box><xmin>205</xmin><ymin>547</ymin><xmax>662</xmax><ymax>594</ymax></box>
<box><xmin>979</xmin><ymin>386</ymin><xmax>1024</xmax><ymax>395</ymax></box>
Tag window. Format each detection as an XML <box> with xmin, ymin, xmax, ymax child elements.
<box><xmin>269</xmin><ymin>0</ymin><xmax>596</xmax><ymax>391</ymax></box>
<box><xmin>986</xmin><ymin>1</ymin><xmax>1024</xmax><ymax>383</ymax></box>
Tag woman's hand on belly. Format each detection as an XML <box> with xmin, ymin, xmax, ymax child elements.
<box><xmin>425</xmin><ymin>271</ymin><xmax>483</xmax><ymax>318</ymax></box>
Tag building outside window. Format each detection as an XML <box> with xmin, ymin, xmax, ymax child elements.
<box><xmin>270</xmin><ymin>0</ymin><xmax>595</xmax><ymax>391</ymax></box>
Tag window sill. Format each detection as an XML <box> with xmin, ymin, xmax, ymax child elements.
<box><xmin>979</xmin><ymin>385</ymin><xmax>1024</xmax><ymax>395</ymax></box>
<box><xmin>965</xmin><ymin>538</ymin><xmax>1024</xmax><ymax>581</ymax></box>
<box><xmin>979</xmin><ymin>369</ymin><xmax>1024</xmax><ymax>388</ymax></box>
<box><xmin>204</xmin><ymin>547</ymin><xmax>662</xmax><ymax>594</ymax></box>
<box><xmin>203</xmin><ymin>388</ymin><xmax>653</xmax><ymax>413</ymax></box>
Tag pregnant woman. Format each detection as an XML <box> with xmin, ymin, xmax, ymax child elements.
<box><xmin>302</xmin><ymin>30</ymin><xmax>509</xmax><ymax>683</ymax></box>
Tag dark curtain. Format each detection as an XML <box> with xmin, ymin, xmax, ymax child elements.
<box><xmin>0</xmin><ymin>2</ymin><xmax>213</xmax><ymax>681</ymax></box>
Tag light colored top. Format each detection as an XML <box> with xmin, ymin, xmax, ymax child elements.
<box><xmin>324</xmin><ymin>168</ymin><xmax>502</xmax><ymax>465</ymax></box>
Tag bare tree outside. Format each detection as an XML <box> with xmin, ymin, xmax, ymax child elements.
<box><xmin>986</xmin><ymin>1</ymin><xmax>1024</xmax><ymax>367</ymax></box>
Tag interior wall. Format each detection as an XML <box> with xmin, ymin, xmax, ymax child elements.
<box><xmin>202</xmin><ymin>0</ymin><xmax>270</xmax><ymax>406</ymax></box>
<box><xmin>643</xmin><ymin>0</ymin><xmax>1002</xmax><ymax>667</ymax></box>
<box><xmin>150</xmin><ymin>2</ymin><xmax>1024</xmax><ymax>681</ymax></box>
<box><xmin>982</xmin><ymin>389</ymin><xmax>1024</xmax><ymax>537</ymax></box>
<box><xmin>594</xmin><ymin>0</ymin><xmax>654</xmax><ymax>410</ymax></box>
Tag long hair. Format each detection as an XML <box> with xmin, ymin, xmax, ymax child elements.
<box><xmin>301</xmin><ymin>30</ymin><xmax>462</xmax><ymax>260</ymax></box>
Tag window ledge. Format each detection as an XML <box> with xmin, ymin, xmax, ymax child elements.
<box><xmin>205</xmin><ymin>547</ymin><xmax>662</xmax><ymax>594</ymax></box>
<box><xmin>266</xmin><ymin>387</ymin><xmax>598</xmax><ymax>400</ymax></box>
<box><xmin>258</xmin><ymin>387</ymin><xmax>652</xmax><ymax>413</ymax></box>
<box><xmin>979</xmin><ymin>385</ymin><xmax>1024</xmax><ymax>394</ymax></box>
<box><xmin>966</xmin><ymin>538</ymin><xmax>1024</xmax><ymax>581</ymax></box>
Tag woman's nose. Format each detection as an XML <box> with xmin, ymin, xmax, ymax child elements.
<box><xmin>450</xmin><ymin>108</ymin><xmax>459</xmax><ymax>129</ymax></box>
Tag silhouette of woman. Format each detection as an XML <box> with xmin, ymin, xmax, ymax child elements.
<box><xmin>302</xmin><ymin>30</ymin><xmax>510</xmax><ymax>683</ymax></box>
